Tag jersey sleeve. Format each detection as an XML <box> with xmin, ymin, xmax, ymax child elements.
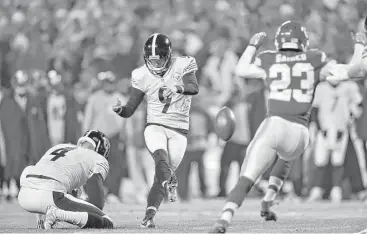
<box><xmin>312</xmin><ymin>82</ymin><xmax>324</xmax><ymax>108</ymax></box>
<box><xmin>131</xmin><ymin>68</ymin><xmax>146</xmax><ymax>93</ymax></box>
<box><xmin>349</xmin><ymin>82</ymin><xmax>363</xmax><ymax>105</ymax></box>
<box><xmin>91</xmin><ymin>159</ymin><xmax>109</xmax><ymax>181</ymax></box>
<box><xmin>182</xmin><ymin>56</ymin><xmax>198</xmax><ymax>75</ymax></box>
<box><xmin>310</xmin><ymin>49</ymin><xmax>329</xmax><ymax>81</ymax></box>
<box><xmin>249</xmin><ymin>51</ymin><xmax>273</xmax><ymax>79</ymax></box>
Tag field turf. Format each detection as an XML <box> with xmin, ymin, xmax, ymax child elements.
<box><xmin>0</xmin><ymin>198</ymin><xmax>366</xmax><ymax>233</ymax></box>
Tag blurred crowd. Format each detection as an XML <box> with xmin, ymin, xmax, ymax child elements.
<box><xmin>1</xmin><ymin>0</ymin><xmax>367</xmax><ymax>203</ymax></box>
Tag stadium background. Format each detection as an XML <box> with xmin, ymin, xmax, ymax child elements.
<box><xmin>0</xmin><ymin>0</ymin><xmax>367</xmax><ymax>204</ymax></box>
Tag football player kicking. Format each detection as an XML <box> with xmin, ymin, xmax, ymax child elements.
<box><xmin>112</xmin><ymin>33</ymin><xmax>199</xmax><ymax>228</ymax></box>
<box><xmin>210</xmin><ymin>21</ymin><xmax>367</xmax><ymax>233</ymax></box>
<box><xmin>18</xmin><ymin>130</ymin><xmax>113</xmax><ymax>230</ymax></box>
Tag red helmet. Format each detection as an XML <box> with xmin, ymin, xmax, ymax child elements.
<box><xmin>275</xmin><ymin>21</ymin><xmax>309</xmax><ymax>51</ymax></box>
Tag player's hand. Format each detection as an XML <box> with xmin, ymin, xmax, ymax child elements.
<box><xmin>112</xmin><ymin>98</ymin><xmax>122</xmax><ymax>114</ymax></box>
<box><xmin>71</xmin><ymin>187</ymin><xmax>82</xmax><ymax>198</ymax></box>
<box><xmin>351</xmin><ymin>31</ymin><xmax>366</xmax><ymax>45</ymax></box>
<box><xmin>249</xmin><ymin>32</ymin><xmax>267</xmax><ymax>49</ymax></box>
<box><xmin>162</xmin><ymin>86</ymin><xmax>177</xmax><ymax>99</ymax></box>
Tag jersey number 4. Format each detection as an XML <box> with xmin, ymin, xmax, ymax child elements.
<box><xmin>50</xmin><ymin>147</ymin><xmax>76</xmax><ymax>161</ymax></box>
<box><xmin>269</xmin><ymin>63</ymin><xmax>315</xmax><ymax>103</ymax></box>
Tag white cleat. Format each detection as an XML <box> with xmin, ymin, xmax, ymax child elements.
<box><xmin>44</xmin><ymin>206</ymin><xmax>59</xmax><ymax>229</ymax></box>
<box><xmin>167</xmin><ymin>171</ymin><xmax>178</xmax><ymax>202</ymax></box>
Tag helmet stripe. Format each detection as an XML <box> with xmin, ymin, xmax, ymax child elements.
<box><xmin>151</xmin><ymin>33</ymin><xmax>159</xmax><ymax>56</ymax></box>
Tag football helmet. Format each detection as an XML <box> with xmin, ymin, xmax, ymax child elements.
<box><xmin>143</xmin><ymin>33</ymin><xmax>172</xmax><ymax>76</ymax></box>
<box><xmin>275</xmin><ymin>21</ymin><xmax>309</xmax><ymax>51</ymax></box>
<box><xmin>77</xmin><ymin>130</ymin><xmax>111</xmax><ymax>158</ymax></box>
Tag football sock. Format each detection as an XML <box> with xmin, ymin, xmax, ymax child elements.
<box><xmin>54</xmin><ymin>208</ymin><xmax>89</xmax><ymax>228</ymax></box>
<box><xmin>152</xmin><ymin>149</ymin><xmax>171</xmax><ymax>185</ymax></box>
<box><xmin>270</xmin><ymin>158</ymin><xmax>292</xmax><ymax>180</ymax></box>
<box><xmin>219</xmin><ymin>176</ymin><xmax>254</xmax><ymax>224</ymax></box>
<box><xmin>146</xmin><ymin>180</ymin><xmax>166</xmax><ymax>212</ymax></box>
<box><xmin>331</xmin><ymin>165</ymin><xmax>344</xmax><ymax>187</ymax></box>
<box><xmin>263</xmin><ymin>159</ymin><xmax>291</xmax><ymax>202</ymax></box>
<box><xmin>263</xmin><ymin>176</ymin><xmax>283</xmax><ymax>202</ymax></box>
<box><xmin>313</xmin><ymin>166</ymin><xmax>325</xmax><ymax>187</ymax></box>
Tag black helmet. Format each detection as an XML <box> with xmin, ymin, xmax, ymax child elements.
<box><xmin>77</xmin><ymin>130</ymin><xmax>111</xmax><ymax>158</ymax></box>
<box><xmin>143</xmin><ymin>33</ymin><xmax>172</xmax><ymax>76</ymax></box>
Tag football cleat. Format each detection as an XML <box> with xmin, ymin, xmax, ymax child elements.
<box><xmin>260</xmin><ymin>200</ymin><xmax>277</xmax><ymax>221</ymax></box>
<box><xmin>140</xmin><ymin>209</ymin><xmax>156</xmax><ymax>228</ymax></box>
<box><xmin>167</xmin><ymin>170</ymin><xmax>178</xmax><ymax>202</ymax></box>
<box><xmin>36</xmin><ymin>219</ymin><xmax>45</xmax><ymax>229</ymax></box>
<box><xmin>44</xmin><ymin>206</ymin><xmax>59</xmax><ymax>229</ymax></box>
<box><xmin>209</xmin><ymin>220</ymin><xmax>229</xmax><ymax>233</ymax></box>
<box><xmin>215</xmin><ymin>106</ymin><xmax>236</xmax><ymax>141</ymax></box>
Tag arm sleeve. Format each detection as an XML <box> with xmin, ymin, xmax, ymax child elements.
<box><xmin>84</xmin><ymin>173</ymin><xmax>105</xmax><ymax>210</ymax></box>
<box><xmin>235</xmin><ymin>47</ymin><xmax>266</xmax><ymax>79</ymax></box>
<box><xmin>175</xmin><ymin>71</ymin><xmax>199</xmax><ymax>95</ymax></box>
<box><xmin>117</xmin><ymin>87</ymin><xmax>145</xmax><ymax>118</ymax></box>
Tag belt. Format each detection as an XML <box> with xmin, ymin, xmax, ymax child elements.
<box><xmin>26</xmin><ymin>174</ymin><xmax>61</xmax><ymax>183</ymax></box>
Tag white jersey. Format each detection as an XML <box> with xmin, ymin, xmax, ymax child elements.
<box><xmin>313</xmin><ymin>81</ymin><xmax>362</xmax><ymax>131</ymax></box>
<box><xmin>20</xmin><ymin>144</ymin><xmax>109</xmax><ymax>193</ymax></box>
<box><xmin>131</xmin><ymin>56</ymin><xmax>198</xmax><ymax>130</ymax></box>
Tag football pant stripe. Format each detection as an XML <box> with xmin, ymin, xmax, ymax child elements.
<box><xmin>152</xmin><ymin>33</ymin><xmax>159</xmax><ymax>56</ymax></box>
<box><xmin>245</xmin><ymin>118</ymin><xmax>271</xmax><ymax>160</ymax></box>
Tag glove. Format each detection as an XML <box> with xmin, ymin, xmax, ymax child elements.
<box><xmin>112</xmin><ymin>98</ymin><xmax>122</xmax><ymax>114</ymax></box>
<box><xmin>351</xmin><ymin>31</ymin><xmax>366</xmax><ymax>45</ymax></box>
<box><xmin>249</xmin><ymin>32</ymin><xmax>267</xmax><ymax>49</ymax></box>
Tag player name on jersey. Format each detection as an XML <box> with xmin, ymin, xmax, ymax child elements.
<box><xmin>276</xmin><ymin>53</ymin><xmax>307</xmax><ymax>63</ymax></box>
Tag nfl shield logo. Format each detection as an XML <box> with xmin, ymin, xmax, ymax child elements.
<box><xmin>173</xmin><ymin>72</ymin><xmax>181</xmax><ymax>81</ymax></box>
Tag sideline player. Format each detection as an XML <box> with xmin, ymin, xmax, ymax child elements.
<box><xmin>18</xmin><ymin>130</ymin><xmax>113</xmax><ymax>229</ymax></box>
<box><xmin>309</xmin><ymin>76</ymin><xmax>362</xmax><ymax>201</ymax></box>
<box><xmin>112</xmin><ymin>33</ymin><xmax>199</xmax><ymax>228</ymax></box>
<box><xmin>210</xmin><ymin>21</ymin><xmax>366</xmax><ymax>233</ymax></box>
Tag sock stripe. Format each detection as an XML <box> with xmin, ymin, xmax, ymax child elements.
<box><xmin>147</xmin><ymin>206</ymin><xmax>157</xmax><ymax>212</ymax></box>
<box><xmin>268</xmin><ymin>184</ymin><xmax>279</xmax><ymax>192</ymax></box>
<box><xmin>222</xmin><ymin>208</ymin><xmax>234</xmax><ymax>216</ymax></box>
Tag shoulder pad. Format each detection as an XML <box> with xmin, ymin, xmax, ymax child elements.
<box><xmin>254</xmin><ymin>50</ymin><xmax>276</xmax><ymax>66</ymax></box>
<box><xmin>179</xmin><ymin>56</ymin><xmax>198</xmax><ymax>75</ymax></box>
<box><xmin>131</xmin><ymin>66</ymin><xmax>147</xmax><ymax>92</ymax></box>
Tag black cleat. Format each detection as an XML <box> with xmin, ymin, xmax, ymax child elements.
<box><xmin>140</xmin><ymin>209</ymin><xmax>156</xmax><ymax>228</ymax></box>
<box><xmin>209</xmin><ymin>220</ymin><xmax>229</xmax><ymax>233</ymax></box>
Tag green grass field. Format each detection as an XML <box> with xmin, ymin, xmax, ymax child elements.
<box><xmin>0</xmin><ymin>198</ymin><xmax>366</xmax><ymax>233</ymax></box>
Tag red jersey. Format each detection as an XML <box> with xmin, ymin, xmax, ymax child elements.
<box><xmin>255</xmin><ymin>49</ymin><xmax>327</xmax><ymax>126</ymax></box>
